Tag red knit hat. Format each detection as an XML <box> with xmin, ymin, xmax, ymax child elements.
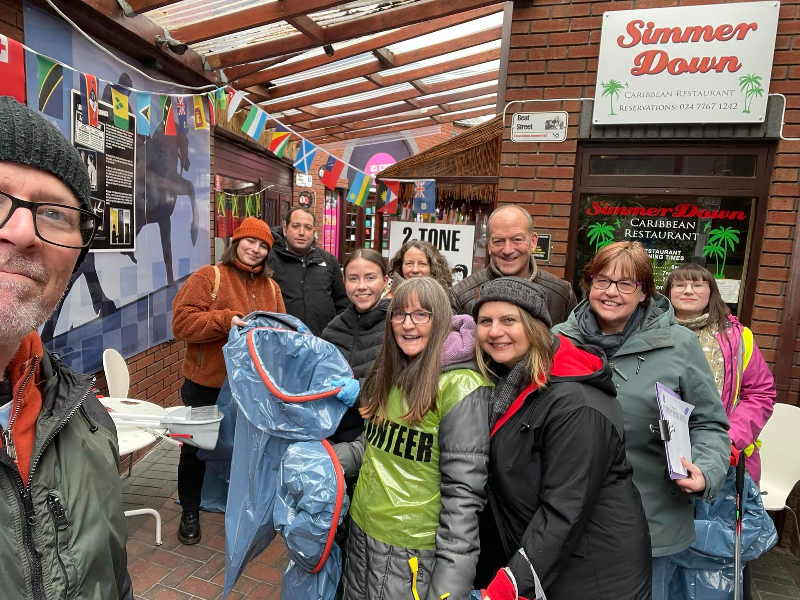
<box><xmin>232</xmin><ymin>217</ymin><xmax>274</xmax><ymax>251</ymax></box>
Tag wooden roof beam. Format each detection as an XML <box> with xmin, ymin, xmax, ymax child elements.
<box><xmin>443</xmin><ymin>94</ymin><xmax>498</xmax><ymax>112</ymax></box>
<box><xmin>256</xmin><ymin>47</ymin><xmax>498</xmax><ymax>104</ymax></box>
<box><xmin>259</xmin><ymin>80</ymin><xmax>379</xmax><ymax>114</ymax></box>
<box><xmin>263</xmin><ymin>60</ymin><xmax>381</xmax><ymax>100</ymax></box>
<box><xmin>336</xmin><ymin>118</ymin><xmax>438</xmax><ymax>141</ymax></box>
<box><xmin>390</xmin><ymin>25</ymin><xmax>501</xmax><ymax>67</ymax></box>
<box><xmin>170</xmin><ymin>0</ymin><xmax>348</xmax><ymax>45</ymax></box>
<box><xmin>48</xmin><ymin>0</ymin><xmax>213</xmax><ymax>86</ymax></box>
<box><xmin>242</xmin><ymin>31</ymin><xmax>499</xmax><ymax>92</ymax></box>
<box><xmin>286</xmin><ymin>15</ymin><xmax>327</xmax><ymax>46</ymax></box>
<box><xmin>301</xmin><ymin>101</ymin><xmax>434</xmax><ymax>129</ymax></box>
<box><xmin>372</xmin><ymin>48</ymin><xmax>395</xmax><ymax>69</ymax></box>
<box><xmin>423</xmin><ymin>70</ymin><xmax>498</xmax><ymax>95</ymax></box>
<box><xmin>412</xmin><ymin>82</ymin><xmax>497</xmax><ymax>108</ymax></box>
<box><xmin>304</xmin><ymin>88</ymin><xmax>420</xmax><ymax>118</ymax></box>
<box><xmin>350</xmin><ymin>107</ymin><xmax>444</xmax><ymax>130</ymax></box>
<box><xmin>124</xmin><ymin>0</ymin><xmax>182</xmax><ymax>14</ymax></box>
<box><xmin>435</xmin><ymin>106</ymin><xmax>496</xmax><ymax>123</ymax></box>
<box><xmin>211</xmin><ymin>0</ymin><xmax>502</xmax><ymax>68</ymax></box>
<box><xmin>228</xmin><ymin>5</ymin><xmax>502</xmax><ymax>85</ymax></box>
<box><xmin>371</xmin><ymin>47</ymin><xmax>500</xmax><ymax>88</ymax></box>
<box><xmin>261</xmin><ymin>75</ymin><xmax>498</xmax><ymax>117</ymax></box>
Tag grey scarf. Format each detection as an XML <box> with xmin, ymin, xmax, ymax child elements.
<box><xmin>489</xmin><ymin>361</ymin><xmax>529</xmax><ymax>430</ymax></box>
<box><xmin>576</xmin><ymin>303</ymin><xmax>646</xmax><ymax>359</ymax></box>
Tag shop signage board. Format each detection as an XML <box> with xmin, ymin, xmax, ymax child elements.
<box><xmin>389</xmin><ymin>222</ymin><xmax>476</xmax><ymax>276</ymax></box>
<box><xmin>511</xmin><ymin>112</ymin><xmax>567</xmax><ymax>142</ymax></box>
<box><xmin>593</xmin><ymin>2</ymin><xmax>779</xmax><ymax>125</ymax></box>
<box><xmin>575</xmin><ymin>195</ymin><xmax>753</xmax><ymax>296</ymax></box>
<box><xmin>71</xmin><ymin>90</ymin><xmax>136</xmax><ymax>252</ymax></box>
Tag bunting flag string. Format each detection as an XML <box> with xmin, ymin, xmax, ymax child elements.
<box><xmin>9</xmin><ymin>39</ymin><xmax>388</xmax><ymax>208</ymax></box>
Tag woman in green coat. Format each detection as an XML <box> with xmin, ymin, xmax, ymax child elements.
<box><xmin>554</xmin><ymin>241</ymin><xmax>729</xmax><ymax>600</ymax></box>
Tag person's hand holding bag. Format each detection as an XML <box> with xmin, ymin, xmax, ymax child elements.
<box><xmin>331</xmin><ymin>378</ymin><xmax>360</xmax><ymax>407</ymax></box>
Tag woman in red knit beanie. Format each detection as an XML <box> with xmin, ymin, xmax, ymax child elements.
<box><xmin>171</xmin><ymin>217</ymin><xmax>285</xmax><ymax>545</ymax></box>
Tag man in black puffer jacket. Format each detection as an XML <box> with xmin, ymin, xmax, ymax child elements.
<box><xmin>268</xmin><ymin>208</ymin><xmax>349</xmax><ymax>336</ymax></box>
<box><xmin>322</xmin><ymin>297</ymin><xmax>390</xmax><ymax>443</ymax></box>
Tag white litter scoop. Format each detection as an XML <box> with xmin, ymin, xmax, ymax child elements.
<box><xmin>110</xmin><ymin>406</ymin><xmax>223</xmax><ymax>450</ymax></box>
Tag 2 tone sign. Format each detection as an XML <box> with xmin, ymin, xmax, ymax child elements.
<box><xmin>593</xmin><ymin>2</ymin><xmax>779</xmax><ymax>125</ymax></box>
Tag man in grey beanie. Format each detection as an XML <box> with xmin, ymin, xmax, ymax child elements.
<box><xmin>0</xmin><ymin>96</ymin><xmax>133</xmax><ymax>599</ymax></box>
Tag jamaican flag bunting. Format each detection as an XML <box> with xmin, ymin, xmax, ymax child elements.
<box><xmin>37</xmin><ymin>55</ymin><xmax>63</xmax><ymax>118</ymax></box>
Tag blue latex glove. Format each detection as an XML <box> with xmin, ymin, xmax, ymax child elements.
<box><xmin>331</xmin><ymin>379</ymin><xmax>360</xmax><ymax>407</ymax></box>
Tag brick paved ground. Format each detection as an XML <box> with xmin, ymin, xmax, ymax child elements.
<box><xmin>122</xmin><ymin>442</ymin><xmax>799</xmax><ymax>600</ymax></box>
<box><xmin>122</xmin><ymin>443</ymin><xmax>288</xmax><ymax>599</ymax></box>
<box><xmin>752</xmin><ymin>547</ymin><xmax>800</xmax><ymax>600</ymax></box>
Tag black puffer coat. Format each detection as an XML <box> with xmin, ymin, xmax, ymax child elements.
<box><xmin>322</xmin><ymin>299</ymin><xmax>389</xmax><ymax>443</ymax></box>
<box><xmin>268</xmin><ymin>227</ymin><xmax>349</xmax><ymax>336</ymax></box>
<box><xmin>475</xmin><ymin>335</ymin><xmax>652</xmax><ymax>599</ymax></box>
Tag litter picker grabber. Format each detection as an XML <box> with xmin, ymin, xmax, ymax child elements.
<box><xmin>732</xmin><ymin>447</ymin><xmax>746</xmax><ymax>600</ymax></box>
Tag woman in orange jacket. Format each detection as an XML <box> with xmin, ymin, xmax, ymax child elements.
<box><xmin>171</xmin><ymin>217</ymin><xmax>285</xmax><ymax>545</ymax></box>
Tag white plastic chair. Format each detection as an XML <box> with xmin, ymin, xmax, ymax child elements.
<box><xmin>757</xmin><ymin>402</ymin><xmax>800</xmax><ymax>546</ymax></box>
<box><xmin>102</xmin><ymin>348</ymin><xmax>163</xmax><ymax>545</ymax></box>
<box><xmin>102</xmin><ymin>348</ymin><xmax>130</xmax><ymax>399</ymax></box>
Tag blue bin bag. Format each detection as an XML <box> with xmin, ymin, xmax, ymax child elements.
<box><xmin>275</xmin><ymin>441</ymin><xmax>350</xmax><ymax>600</ymax></box>
<box><xmin>223</xmin><ymin>312</ymin><xmax>352</xmax><ymax>440</ymax></box>
<box><xmin>221</xmin><ymin>312</ymin><xmax>352</xmax><ymax>598</ymax></box>
<box><xmin>199</xmin><ymin>379</ymin><xmax>237</xmax><ymax>513</ymax></box>
<box><xmin>669</xmin><ymin>466</ymin><xmax>778</xmax><ymax>600</ymax></box>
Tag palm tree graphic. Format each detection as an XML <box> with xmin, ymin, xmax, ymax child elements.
<box><xmin>702</xmin><ymin>226</ymin><xmax>740</xmax><ymax>277</ymax></box>
<box><xmin>587</xmin><ymin>222</ymin><xmax>616</xmax><ymax>251</ymax></box>
<box><xmin>738</xmin><ymin>74</ymin><xmax>764</xmax><ymax>114</ymax></box>
<box><xmin>600</xmin><ymin>80</ymin><xmax>627</xmax><ymax>116</ymax></box>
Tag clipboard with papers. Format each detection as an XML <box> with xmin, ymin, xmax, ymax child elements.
<box><xmin>655</xmin><ymin>383</ymin><xmax>694</xmax><ymax>479</ymax></box>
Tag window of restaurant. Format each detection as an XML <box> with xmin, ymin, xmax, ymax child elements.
<box><xmin>568</xmin><ymin>144</ymin><xmax>774</xmax><ymax>322</ymax></box>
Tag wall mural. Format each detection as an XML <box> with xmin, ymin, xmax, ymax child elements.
<box><xmin>24</xmin><ymin>2</ymin><xmax>210</xmax><ymax>375</ymax></box>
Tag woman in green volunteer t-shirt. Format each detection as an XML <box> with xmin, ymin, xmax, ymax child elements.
<box><xmin>334</xmin><ymin>276</ymin><xmax>492</xmax><ymax>600</ymax></box>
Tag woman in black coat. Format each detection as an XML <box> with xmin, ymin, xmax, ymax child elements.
<box><xmin>472</xmin><ymin>277</ymin><xmax>651</xmax><ymax>600</ymax></box>
<box><xmin>322</xmin><ymin>248</ymin><xmax>390</xmax><ymax>443</ymax></box>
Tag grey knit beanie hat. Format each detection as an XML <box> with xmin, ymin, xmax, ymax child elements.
<box><xmin>472</xmin><ymin>277</ymin><xmax>553</xmax><ymax>329</ymax></box>
<box><xmin>0</xmin><ymin>96</ymin><xmax>93</xmax><ymax>270</ymax></box>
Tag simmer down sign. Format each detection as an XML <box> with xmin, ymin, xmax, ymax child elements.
<box><xmin>619</xmin><ymin>20</ymin><xmax>758</xmax><ymax>76</ymax></box>
<box><xmin>586</xmin><ymin>201</ymin><xmax>748</xmax><ymax>222</ymax></box>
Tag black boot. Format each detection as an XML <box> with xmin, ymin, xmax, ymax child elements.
<box><xmin>177</xmin><ymin>510</ymin><xmax>201</xmax><ymax>545</ymax></box>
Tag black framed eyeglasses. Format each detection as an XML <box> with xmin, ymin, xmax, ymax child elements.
<box><xmin>0</xmin><ymin>191</ymin><xmax>98</xmax><ymax>249</ymax></box>
<box><xmin>590</xmin><ymin>275</ymin><xmax>642</xmax><ymax>295</ymax></box>
<box><xmin>390</xmin><ymin>310</ymin><xmax>432</xmax><ymax>325</ymax></box>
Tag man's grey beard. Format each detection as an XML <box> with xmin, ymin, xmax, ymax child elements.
<box><xmin>0</xmin><ymin>253</ymin><xmax>66</xmax><ymax>341</ymax></box>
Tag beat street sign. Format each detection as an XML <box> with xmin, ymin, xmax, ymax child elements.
<box><xmin>511</xmin><ymin>112</ymin><xmax>568</xmax><ymax>142</ymax></box>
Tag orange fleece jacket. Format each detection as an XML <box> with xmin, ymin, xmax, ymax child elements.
<box><xmin>172</xmin><ymin>261</ymin><xmax>285</xmax><ymax>388</ymax></box>
<box><xmin>3</xmin><ymin>331</ymin><xmax>44</xmax><ymax>484</ymax></box>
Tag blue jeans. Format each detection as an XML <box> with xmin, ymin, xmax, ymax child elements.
<box><xmin>652</xmin><ymin>555</ymin><xmax>678</xmax><ymax>600</ymax></box>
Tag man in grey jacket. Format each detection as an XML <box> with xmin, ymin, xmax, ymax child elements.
<box><xmin>0</xmin><ymin>97</ymin><xmax>132</xmax><ymax>599</ymax></box>
<box><xmin>450</xmin><ymin>205</ymin><xmax>576</xmax><ymax>325</ymax></box>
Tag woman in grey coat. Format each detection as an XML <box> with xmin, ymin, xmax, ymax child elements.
<box><xmin>554</xmin><ymin>241</ymin><xmax>730</xmax><ymax>600</ymax></box>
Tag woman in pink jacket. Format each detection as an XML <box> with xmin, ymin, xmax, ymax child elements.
<box><xmin>663</xmin><ymin>264</ymin><xmax>775</xmax><ymax>484</ymax></box>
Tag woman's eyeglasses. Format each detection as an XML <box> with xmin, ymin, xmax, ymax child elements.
<box><xmin>391</xmin><ymin>310</ymin><xmax>432</xmax><ymax>324</ymax></box>
<box><xmin>590</xmin><ymin>275</ymin><xmax>642</xmax><ymax>295</ymax></box>
<box><xmin>672</xmin><ymin>281</ymin><xmax>709</xmax><ymax>293</ymax></box>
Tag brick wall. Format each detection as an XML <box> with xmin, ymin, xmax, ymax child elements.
<box><xmin>294</xmin><ymin>123</ymin><xmax>461</xmax><ymax>228</ymax></box>
<box><xmin>502</xmin><ymin>0</ymin><xmax>800</xmax><ymax>548</ymax></box>
<box><xmin>0</xmin><ymin>0</ymin><xmax>22</xmax><ymax>41</ymax></box>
